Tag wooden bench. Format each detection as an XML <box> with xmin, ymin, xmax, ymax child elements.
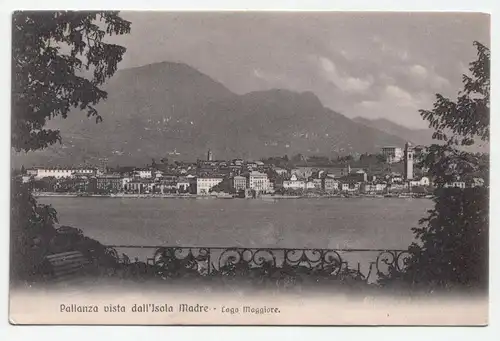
<box><xmin>42</xmin><ymin>251</ymin><xmax>92</xmax><ymax>283</ymax></box>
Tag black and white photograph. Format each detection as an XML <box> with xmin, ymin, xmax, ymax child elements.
<box><xmin>8</xmin><ymin>10</ymin><xmax>490</xmax><ymax>325</ymax></box>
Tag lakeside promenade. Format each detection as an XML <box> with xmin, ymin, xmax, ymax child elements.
<box><xmin>32</xmin><ymin>192</ymin><xmax>433</xmax><ymax>199</ymax></box>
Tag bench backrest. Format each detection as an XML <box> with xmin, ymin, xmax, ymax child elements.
<box><xmin>44</xmin><ymin>251</ymin><xmax>90</xmax><ymax>282</ymax></box>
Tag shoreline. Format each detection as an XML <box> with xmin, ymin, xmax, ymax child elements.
<box><xmin>32</xmin><ymin>192</ymin><xmax>433</xmax><ymax>200</ymax></box>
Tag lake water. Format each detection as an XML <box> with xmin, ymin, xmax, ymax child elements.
<box><xmin>39</xmin><ymin>197</ymin><xmax>432</xmax><ymax>259</ymax></box>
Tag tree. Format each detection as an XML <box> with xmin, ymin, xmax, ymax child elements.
<box><xmin>376</xmin><ymin>154</ymin><xmax>387</xmax><ymax>164</ymax></box>
<box><xmin>384</xmin><ymin>42</ymin><xmax>489</xmax><ymax>291</ymax></box>
<box><xmin>11</xmin><ymin>11</ymin><xmax>131</xmax><ymax>282</ymax></box>
<box><xmin>12</xmin><ymin>11</ymin><xmax>131</xmax><ymax>152</ymax></box>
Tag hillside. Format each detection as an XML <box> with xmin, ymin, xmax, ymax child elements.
<box><xmin>352</xmin><ymin>117</ymin><xmax>434</xmax><ymax>146</ymax></box>
<box><xmin>353</xmin><ymin>117</ymin><xmax>489</xmax><ymax>154</ymax></box>
<box><xmin>12</xmin><ymin>62</ymin><xmax>409</xmax><ymax>168</ymax></box>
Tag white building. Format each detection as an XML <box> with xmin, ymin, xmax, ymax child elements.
<box><xmin>363</xmin><ymin>183</ymin><xmax>387</xmax><ymax>193</ymax></box>
<box><xmin>469</xmin><ymin>177</ymin><xmax>485</xmax><ymax>188</ymax></box>
<box><xmin>34</xmin><ymin>167</ymin><xmax>95</xmax><ymax>179</ymax></box>
<box><xmin>177</xmin><ymin>178</ymin><xmax>191</xmax><ymax>192</ymax></box>
<box><xmin>121</xmin><ymin>177</ymin><xmax>132</xmax><ymax>189</ymax></box>
<box><xmin>381</xmin><ymin>146</ymin><xmax>403</xmax><ymax>163</ymax></box>
<box><xmin>444</xmin><ymin>181</ymin><xmax>466</xmax><ymax>189</ymax></box>
<box><xmin>135</xmin><ymin>169</ymin><xmax>153</xmax><ymax>179</ymax></box>
<box><xmin>340</xmin><ymin>182</ymin><xmax>361</xmax><ymax>192</ymax></box>
<box><xmin>274</xmin><ymin>168</ymin><xmax>288</xmax><ymax>176</ymax></box>
<box><xmin>249</xmin><ymin>171</ymin><xmax>271</xmax><ymax>192</ymax></box>
<box><xmin>419</xmin><ymin>176</ymin><xmax>430</xmax><ymax>186</ymax></box>
<box><xmin>305</xmin><ymin>181</ymin><xmax>316</xmax><ymax>190</ymax></box>
<box><xmin>154</xmin><ymin>170</ymin><xmax>164</xmax><ymax>179</ymax></box>
<box><xmin>409</xmin><ymin>176</ymin><xmax>430</xmax><ymax>187</ymax></box>
<box><xmin>196</xmin><ymin>177</ymin><xmax>224</xmax><ymax>195</ymax></box>
<box><xmin>283</xmin><ymin>174</ymin><xmax>305</xmax><ymax>190</ymax></box>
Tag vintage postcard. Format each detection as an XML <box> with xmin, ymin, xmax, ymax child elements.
<box><xmin>9</xmin><ymin>11</ymin><xmax>489</xmax><ymax>325</ymax></box>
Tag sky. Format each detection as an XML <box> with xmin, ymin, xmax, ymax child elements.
<box><xmin>110</xmin><ymin>12</ymin><xmax>490</xmax><ymax>129</ymax></box>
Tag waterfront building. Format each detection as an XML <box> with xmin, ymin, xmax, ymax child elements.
<box><xmin>388</xmin><ymin>183</ymin><xmax>405</xmax><ymax>192</ymax></box>
<box><xmin>469</xmin><ymin>177</ymin><xmax>485</xmax><ymax>188</ymax></box>
<box><xmin>158</xmin><ymin>179</ymin><xmax>178</xmax><ymax>193</ymax></box>
<box><xmin>323</xmin><ymin>177</ymin><xmax>339</xmax><ymax>192</ymax></box>
<box><xmin>444</xmin><ymin>181</ymin><xmax>466</xmax><ymax>189</ymax></box>
<box><xmin>248</xmin><ymin>171</ymin><xmax>271</xmax><ymax>192</ymax></box>
<box><xmin>305</xmin><ymin>181</ymin><xmax>316</xmax><ymax>190</ymax></box>
<box><xmin>283</xmin><ymin>174</ymin><xmax>305</xmax><ymax>190</ymax></box>
<box><xmin>34</xmin><ymin>167</ymin><xmax>95</xmax><ymax>179</ymax></box>
<box><xmin>381</xmin><ymin>146</ymin><xmax>403</xmax><ymax>163</ymax></box>
<box><xmin>404</xmin><ymin>142</ymin><xmax>414</xmax><ymax>180</ymax></box>
<box><xmin>232</xmin><ymin>175</ymin><xmax>247</xmax><ymax>191</ymax></box>
<box><xmin>121</xmin><ymin>177</ymin><xmax>132</xmax><ymax>189</ymax></box>
<box><xmin>27</xmin><ymin>168</ymin><xmax>38</xmax><ymax>177</ymax></box>
<box><xmin>340</xmin><ymin>181</ymin><xmax>361</xmax><ymax>193</ymax></box>
<box><xmin>419</xmin><ymin>176</ymin><xmax>430</xmax><ymax>186</ymax></box>
<box><xmin>95</xmin><ymin>175</ymin><xmax>123</xmax><ymax>192</ymax></box>
<box><xmin>176</xmin><ymin>177</ymin><xmax>191</xmax><ymax>192</ymax></box>
<box><xmin>408</xmin><ymin>176</ymin><xmax>430</xmax><ymax>188</ymax></box>
<box><xmin>197</xmin><ymin>176</ymin><xmax>224</xmax><ymax>195</ymax></box>
<box><xmin>125</xmin><ymin>180</ymin><xmax>147</xmax><ymax>193</ymax></box>
<box><xmin>312</xmin><ymin>179</ymin><xmax>323</xmax><ymax>190</ymax></box>
<box><xmin>390</xmin><ymin>174</ymin><xmax>403</xmax><ymax>183</ymax></box>
<box><xmin>135</xmin><ymin>169</ymin><xmax>153</xmax><ymax>179</ymax></box>
<box><xmin>362</xmin><ymin>183</ymin><xmax>387</xmax><ymax>193</ymax></box>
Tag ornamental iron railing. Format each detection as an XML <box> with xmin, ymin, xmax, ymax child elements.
<box><xmin>103</xmin><ymin>245</ymin><xmax>411</xmax><ymax>283</ymax></box>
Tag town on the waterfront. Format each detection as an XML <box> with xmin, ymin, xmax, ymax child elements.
<box><xmin>19</xmin><ymin>141</ymin><xmax>485</xmax><ymax>200</ymax></box>
<box><xmin>17</xmin><ymin>142</ymin><xmax>484</xmax><ymax>200</ymax></box>
<box><xmin>9</xmin><ymin>10</ymin><xmax>489</xmax><ymax>327</ymax></box>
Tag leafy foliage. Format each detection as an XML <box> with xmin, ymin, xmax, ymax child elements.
<box><xmin>10</xmin><ymin>11</ymin><xmax>130</xmax><ymax>282</ymax></box>
<box><xmin>419</xmin><ymin>41</ymin><xmax>489</xmax><ymax>146</ymax></box>
<box><xmin>10</xmin><ymin>176</ymin><xmax>58</xmax><ymax>281</ymax></box>
<box><xmin>385</xmin><ymin>41</ymin><xmax>490</xmax><ymax>291</ymax></box>
<box><xmin>11</xmin><ymin>11</ymin><xmax>131</xmax><ymax>152</ymax></box>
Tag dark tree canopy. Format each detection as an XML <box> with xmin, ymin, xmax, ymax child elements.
<box><xmin>419</xmin><ymin>41</ymin><xmax>489</xmax><ymax>146</ymax></box>
<box><xmin>10</xmin><ymin>11</ymin><xmax>131</xmax><ymax>282</ymax></box>
<box><xmin>418</xmin><ymin>41</ymin><xmax>490</xmax><ymax>186</ymax></box>
<box><xmin>385</xmin><ymin>41</ymin><xmax>490</xmax><ymax>291</ymax></box>
<box><xmin>11</xmin><ymin>11</ymin><xmax>131</xmax><ymax>152</ymax></box>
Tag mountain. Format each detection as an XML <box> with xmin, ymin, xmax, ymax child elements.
<box><xmin>352</xmin><ymin>117</ymin><xmax>434</xmax><ymax>146</ymax></box>
<box><xmin>353</xmin><ymin>117</ymin><xmax>489</xmax><ymax>153</ymax></box>
<box><xmin>12</xmin><ymin>62</ymin><xmax>409</xmax><ymax>168</ymax></box>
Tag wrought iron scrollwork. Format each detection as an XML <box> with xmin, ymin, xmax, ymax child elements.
<box><xmin>217</xmin><ymin>248</ymin><xmax>277</xmax><ymax>276</ymax></box>
<box><xmin>153</xmin><ymin>247</ymin><xmax>210</xmax><ymax>277</ymax></box>
<box><xmin>104</xmin><ymin>245</ymin><xmax>412</xmax><ymax>283</ymax></box>
<box><xmin>375</xmin><ymin>250</ymin><xmax>411</xmax><ymax>276</ymax></box>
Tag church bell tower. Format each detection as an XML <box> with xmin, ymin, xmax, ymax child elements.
<box><xmin>404</xmin><ymin>142</ymin><xmax>414</xmax><ymax>180</ymax></box>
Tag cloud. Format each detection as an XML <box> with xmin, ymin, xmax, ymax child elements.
<box><xmin>385</xmin><ymin>85</ymin><xmax>413</xmax><ymax>103</ymax></box>
<box><xmin>430</xmin><ymin>74</ymin><xmax>450</xmax><ymax>89</ymax></box>
<box><xmin>410</xmin><ymin>64</ymin><xmax>428</xmax><ymax>78</ymax></box>
<box><xmin>408</xmin><ymin>63</ymin><xmax>450</xmax><ymax>90</ymax></box>
<box><xmin>253</xmin><ymin>68</ymin><xmax>287</xmax><ymax>83</ymax></box>
<box><xmin>371</xmin><ymin>36</ymin><xmax>410</xmax><ymax>62</ymax></box>
<box><xmin>318</xmin><ymin>56</ymin><xmax>373</xmax><ymax>93</ymax></box>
